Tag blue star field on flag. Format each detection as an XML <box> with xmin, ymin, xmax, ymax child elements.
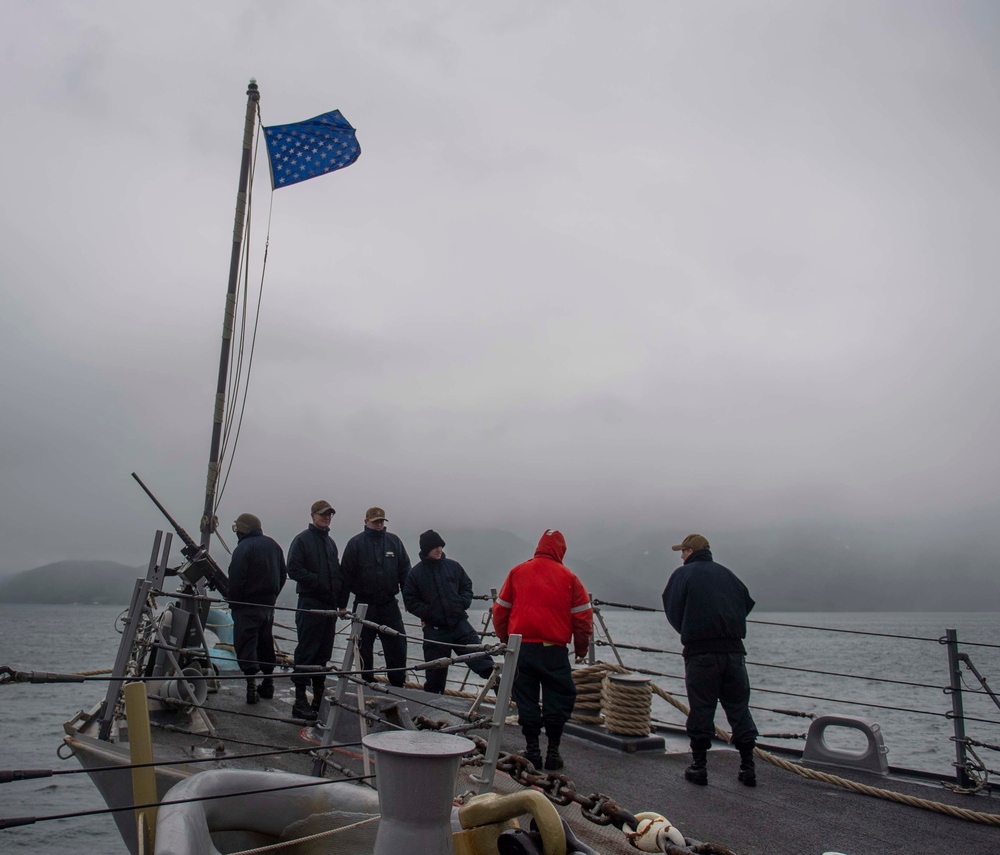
<box><xmin>262</xmin><ymin>110</ymin><xmax>361</xmax><ymax>189</ymax></box>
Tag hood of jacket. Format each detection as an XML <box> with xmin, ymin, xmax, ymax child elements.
<box><xmin>533</xmin><ymin>529</ymin><xmax>567</xmax><ymax>563</ymax></box>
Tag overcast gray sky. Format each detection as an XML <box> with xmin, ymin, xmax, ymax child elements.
<box><xmin>1</xmin><ymin>1</ymin><xmax>998</xmax><ymax>575</ymax></box>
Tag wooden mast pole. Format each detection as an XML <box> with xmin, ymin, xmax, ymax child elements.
<box><xmin>199</xmin><ymin>78</ymin><xmax>260</xmax><ymax>552</ymax></box>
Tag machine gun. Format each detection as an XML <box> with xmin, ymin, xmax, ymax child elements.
<box><xmin>131</xmin><ymin>471</ymin><xmax>230</xmax><ymax>598</ymax></box>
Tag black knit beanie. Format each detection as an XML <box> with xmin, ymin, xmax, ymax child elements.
<box><xmin>419</xmin><ymin>529</ymin><xmax>446</xmax><ymax>554</ymax></box>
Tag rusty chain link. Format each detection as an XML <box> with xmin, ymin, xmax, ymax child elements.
<box><xmin>495</xmin><ymin>753</ymin><xmax>638</xmax><ymax>831</ymax></box>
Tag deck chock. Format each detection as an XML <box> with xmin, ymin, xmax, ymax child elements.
<box><xmin>801</xmin><ymin>715</ymin><xmax>889</xmax><ymax>775</ymax></box>
<box><xmin>564</xmin><ymin>722</ymin><xmax>665</xmax><ymax>754</ymax></box>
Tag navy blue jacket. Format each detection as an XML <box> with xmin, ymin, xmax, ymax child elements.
<box><xmin>287</xmin><ymin>524</ymin><xmax>347</xmax><ymax>609</ymax></box>
<box><xmin>341</xmin><ymin>528</ymin><xmax>411</xmax><ymax>605</ymax></box>
<box><xmin>662</xmin><ymin>549</ymin><xmax>755</xmax><ymax>656</ymax></box>
<box><xmin>227</xmin><ymin>529</ymin><xmax>286</xmax><ymax>607</ymax></box>
<box><xmin>402</xmin><ymin>554</ymin><xmax>474</xmax><ymax>630</ymax></box>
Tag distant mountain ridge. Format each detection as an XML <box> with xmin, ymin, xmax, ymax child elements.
<box><xmin>0</xmin><ymin>560</ymin><xmax>145</xmax><ymax>604</ymax></box>
<box><xmin>2</xmin><ymin>524</ymin><xmax>998</xmax><ymax>610</ymax></box>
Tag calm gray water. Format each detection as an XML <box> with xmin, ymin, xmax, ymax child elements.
<box><xmin>0</xmin><ymin>604</ymin><xmax>997</xmax><ymax>854</ymax></box>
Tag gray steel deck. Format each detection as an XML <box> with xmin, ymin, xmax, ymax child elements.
<box><xmin>69</xmin><ymin>676</ymin><xmax>1000</xmax><ymax>855</ymax></box>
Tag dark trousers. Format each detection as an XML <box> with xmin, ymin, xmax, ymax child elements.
<box><xmin>232</xmin><ymin>606</ymin><xmax>276</xmax><ymax>677</ymax></box>
<box><xmin>291</xmin><ymin>602</ymin><xmax>338</xmax><ymax>688</ymax></box>
<box><xmin>356</xmin><ymin>599</ymin><xmax>408</xmax><ymax>688</ymax></box>
<box><xmin>421</xmin><ymin>619</ymin><xmax>494</xmax><ymax>694</ymax></box>
<box><xmin>511</xmin><ymin>642</ymin><xmax>576</xmax><ymax>734</ymax></box>
<box><xmin>684</xmin><ymin>652</ymin><xmax>759</xmax><ymax>751</ymax></box>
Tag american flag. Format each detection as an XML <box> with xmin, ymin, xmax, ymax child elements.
<box><xmin>262</xmin><ymin>109</ymin><xmax>361</xmax><ymax>189</ymax></box>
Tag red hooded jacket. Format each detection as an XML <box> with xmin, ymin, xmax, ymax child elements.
<box><xmin>493</xmin><ymin>530</ymin><xmax>593</xmax><ymax>658</ymax></box>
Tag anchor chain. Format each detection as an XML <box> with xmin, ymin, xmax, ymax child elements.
<box><xmin>488</xmin><ymin>749</ymin><xmax>738</xmax><ymax>854</ymax></box>
<box><xmin>496</xmin><ymin>753</ymin><xmax>638</xmax><ymax>830</ymax></box>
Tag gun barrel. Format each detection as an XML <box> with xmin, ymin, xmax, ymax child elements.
<box><xmin>131</xmin><ymin>472</ymin><xmax>198</xmax><ymax>549</ymax></box>
<box><xmin>131</xmin><ymin>471</ymin><xmax>230</xmax><ymax>596</ymax></box>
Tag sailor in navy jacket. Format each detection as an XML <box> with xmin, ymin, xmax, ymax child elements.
<box><xmin>227</xmin><ymin>513</ymin><xmax>286</xmax><ymax>704</ymax></box>
<box><xmin>286</xmin><ymin>500</ymin><xmax>344</xmax><ymax>719</ymax></box>
<box><xmin>340</xmin><ymin>507</ymin><xmax>411</xmax><ymax>687</ymax></box>
<box><xmin>403</xmin><ymin>529</ymin><xmax>493</xmax><ymax>693</ymax></box>
<box><xmin>662</xmin><ymin>533</ymin><xmax>759</xmax><ymax>784</ymax></box>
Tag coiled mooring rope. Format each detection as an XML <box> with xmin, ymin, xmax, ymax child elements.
<box><xmin>570</xmin><ymin>662</ymin><xmax>621</xmax><ymax>725</ymax></box>
<box><xmin>602</xmin><ymin>675</ymin><xmax>652</xmax><ymax>737</ymax></box>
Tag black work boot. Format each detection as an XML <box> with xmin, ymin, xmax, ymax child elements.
<box><xmin>544</xmin><ymin>722</ymin><xmax>564</xmax><ymax>771</ymax></box>
<box><xmin>738</xmin><ymin>744</ymin><xmax>757</xmax><ymax>787</ymax></box>
<box><xmin>292</xmin><ymin>686</ymin><xmax>318</xmax><ymax>721</ymax></box>
<box><xmin>257</xmin><ymin>676</ymin><xmax>274</xmax><ymax>700</ymax></box>
<box><xmin>544</xmin><ymin>746</ymin><xmax>564</xmax><ymax>771</ymax></box>
<box><xmin>523</xmin><ymin>728</ymin><xmax>543</xmax><ymax>770</ymax></box>
<box><xmin>311</xmin><ymin>678</ymin><xmax>326</xmax><ymax>712</ymax></box>
<box><xmin>245</xmin><ymin>677</ymin><xmax>258</xmax><ymax>705</ymax></box>
<box><xmin>684</xmin><ymin>750</ymin><xmax>708</xmax><ymax>786</ymax></box>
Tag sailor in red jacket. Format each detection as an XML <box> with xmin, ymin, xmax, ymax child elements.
<box><xmin>493</xmin><ymin>529</ymin><xmax>592</xmax><ymax>771</ymax></box>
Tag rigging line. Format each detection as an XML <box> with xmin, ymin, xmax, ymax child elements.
<box><xmin>592</xmin><ymin>599</ymin><xmax>659</xmax><ymax>612</ymax></box>
<box><xmin>416</xmin><ymin>635</ymin><xmax>497</xmax><ymax>653</ymax></box>
<box><xmin>40</xmin><ymin>654</ymin><xmax>492</xmax><ymax>687</ymax></box>
<box><xmin>222</xmin><ymin>103</ymin><xmax>263</xmax><ymax>453</ymax></box>
<box><xmin>217</xmin><ymin>117</ymin><xmax>272</xmax><ymax>511</ymax></box>
<box><xmin>227</xmin><ymin>816</ymin><xmax>381</xmax><ymax>855</ymax></box>
<box><xmin>148</xmin><ymin>698</ymin><xmax>320</xmax><ymax>726</ymax></box>
<box><xmin>222</xmin><ymin>219</ymin><xmax>249</xmax><ymax>454</ymax></box>
<box><xmin>0</xmin><ymin>774</ymin><xmax>377</xmax><ymax>831</ymax></box>
<box><xmin>342</xmin><ymin>673</ymin><xmax>495</xmax><ymax>721</ymax></box>
<box><xmin>1</xmin><ymin>740</ymin><xmax>365</xmax><ymax>784</ymax></box>
<box><xmin>596</xmin><ymin>659</ymin><xmax>952</xmax><ymax>715</ymax></box>
<box><xmin>746</xmin><ymin>685</ymin><xmax>1000</xmax><ymax>723</ymax></box>
<box><xmin>318</xmin><ymin>651</ymin><xmax>502</xmax><ymax>683</ymax></box>
<box><xmin>154</xmin><ymin>589</ymin><xmax>345</xmax><ymax>617</ymax></box>
<box><xmin>214</xmin><ymin>529</ymin><xmax>234</xmax><ymax>557</ymax></box>
<box><xmin>618</xmin><ymin>665</ymin><xmax>1000</xmax><ymax>726</ymax></box>
<box><xmin>599</xmin><ymin>600</ymin><xmax>996</xmax><ymax>648</ymax></box>
<box><xmin>964</xmin><ymin>737</ymin><xmax>1000</xmax><ymax>753</ymax></box>
<box><xmin>747</xmin><ymin>659</ymin><xmax>945</xmax><ymax>692</ymax></box>
<box><xmin>222</xmin><ymin>102</ymin><xmax>268</xmax><ymax>475</ymax></box>
<box><xmin>631</xmin><ymin>662</ymin><xmax>1000</xmax><ymax>724</ymax></box>
<box><xmin>594</xmin><ymin>600</ymin><xmax>1000</xmax><ymax>650</ymax></box>
<box><xmin>217</xmin><ymin>106</ymin><xmax>263</xmax><ymax>502</ymax></box>
<box><xmin>149</xmin><ymin>720</ymin><xmax>295</xmax><ymax>750</ymax></box>
<box><xmin>220</xmin><ymin>229</ymin><xmax>245</xmax><ymax>448</ymax></box>
<box><xmin>217</xmin><ymin>188</ymin><xmax>272</xmax><ymax>507</ymax></box>
<box><xmin>595</xmin><ymin>639</ymin><xmax>680</xmax><ymax>656</ymax></box>
<box><xmin>217</xmin><ymin>136</ymin><xmax>255</xmax><ymax>483</ymax></box>
<box><xmin>950</xmin><ymin>638</ymin><xmax>1000</xmax><ymax>650</ymax></box>
<box><xmin>220</xmin><ymin>123</ymin><xmax>256</xmax><ymax>464</ymax></box>
<box><xmin>219</xmin><ymin>167</ymin><xmax>253</xmax><ymax>467</ymax></box>
<box><xmin>748</xmin><ymin>619</ymin><xmax>940</xmax><ymax>643</ymax></box>
<box><xmin>746</xmin><ymin>704</ymin><xmax>816</xmax><ymax>719</ymax></box>
<box><xmin>747</xmin><ymin>662</ymin><xmax>943</xmax><ymax>693</ymax></box>
<box><xmin>563</xmin><ymin>634</ymin><xmax>995</xmax><ymax>698</ymax></box>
